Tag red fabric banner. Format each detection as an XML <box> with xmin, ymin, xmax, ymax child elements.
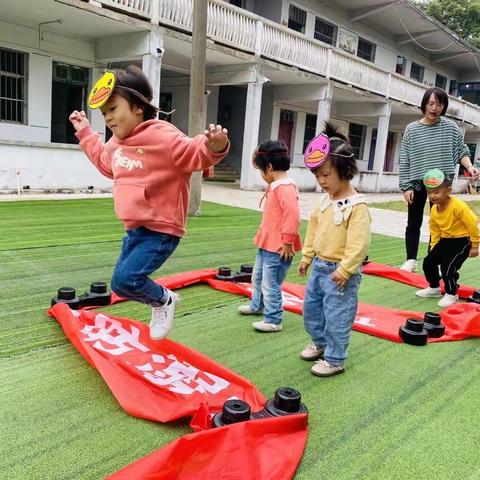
<box><xmin>106</xmin><ymin>267</ymin><xmax>480</xmax><ymax>343</ymax></box>
<box><xmin>107</xmin><ymin>414</ymin><xmax>308</xmax><ymax>480</ymax></box>
<box><xmin>362</xmin><ymin>261</ymin><xmax>478</xmax><ymax>300</ymax></box>
<box><xmin>48</xmin><ymin>304</ymin><xmax>265</xmax><ymax>424</ymax></box>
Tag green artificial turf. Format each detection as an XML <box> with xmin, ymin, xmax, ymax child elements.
<box><xmin>1</xmin><ymin>198</ymin><xmax>480</xmax><ymax>479</ymax></box>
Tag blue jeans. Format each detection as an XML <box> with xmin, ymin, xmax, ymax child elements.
<box><xmin>111</xmin><ymin>227</ymin><xmax>180</xmax><ymax>307</ymax></box>
<box><xmin>250</xmin><ymin>248</ymin><xmax>292</xmax><ymax>325</ymax></box>
<box><xmin>303</xmin><ymin>257</ymin><xmax>361</xmax><ymax>366</ymax></box>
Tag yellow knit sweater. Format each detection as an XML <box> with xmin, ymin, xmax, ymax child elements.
<box><xmin>301</xmin><ymin>194</ymin><xmax>371</xmax><ymax>279</ymax></box>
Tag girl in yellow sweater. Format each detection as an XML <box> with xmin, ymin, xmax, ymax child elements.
<box><xmin>298</xmin><ymin>123</ymin><xmax>371</xmax><ymax>377</ymax></box>
<box><xmin>415</xmin><ymin>168</ymin><xmax>479</xmax><ymax>307</ymax></box>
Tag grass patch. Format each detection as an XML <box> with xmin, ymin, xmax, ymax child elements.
<box><xmin>369</xmin><ymin>199</ymin><xmax>480</xmax><ymax>217</ymax></box>
<box><xmin>1</xmin><ymin>198</ymin><xmax>480</xmax><ymax>479</ymax></box>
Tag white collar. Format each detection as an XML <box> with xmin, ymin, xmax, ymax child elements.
<box><xmin>319</xmin><ymin>193</ymin><xmax>367</xmax><ymax>212</ymax></box>
<box><xmin>270</xmin><ymin>177</ymin><xmax>296</xmax><ymax>191</ymax></box>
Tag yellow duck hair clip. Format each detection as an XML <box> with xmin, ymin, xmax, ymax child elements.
<box><xmin>88</xmin><ymin>71</ymin><xmax>116</xmax><ymax>109</ymax></box>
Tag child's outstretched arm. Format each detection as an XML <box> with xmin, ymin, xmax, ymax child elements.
<box><xmin>68</xmin><ymin>110</ymin><xmax>113</xmax><ymax>179</ymax></box>
<box><xmin>170</xmin><ymin>123</ymin><xmax>230</xmax><ymax>172</ymax></box>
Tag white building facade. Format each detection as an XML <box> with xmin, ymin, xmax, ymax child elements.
<box><xmin>1</xmin><ymin>0</ymin><xmax>480</xmax><ymax>192</ymax></box>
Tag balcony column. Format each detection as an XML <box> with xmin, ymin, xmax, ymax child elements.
<box><xmin>240</xmin><ymin>77</ymin><xmax>265</xmax><ymax>190</ymax></box>
<box><xmin>373</xmin><ymin>103</ymin><xmax>392</xmax><ymax>192</ymax></box>
<box><xmin>142</xmin><ymin>30</ymin><xmax>164</xmax><ymax>108</ymax></box>
<box><xmin>315</xmin><ymin>82</ymin><xmax>333</xmax><ymax>134</ymax></box>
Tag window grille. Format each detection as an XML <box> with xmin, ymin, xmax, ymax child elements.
<box><xmin>348</xmin><ymin>123</ymin><xmax>366</xmax><ymax>160</ymax></box>
<box><xmin>357</xmin><ymin>38</ymin><xmax>376</xmax><ymax>63</ymax></box>
<box><xmin>288</xmin><ymin>5</ymin><xmax>306</xmax><ymax>33</ymax></box>
<box><xmin>410</xmin><ymin>62</ymin><xmax>424</xmax><ymax>83</ymax></box>
<box><xmin>314</xmin><ymin>18</ymin><xmax>337</xmax><ymax>46</ymax></box>
<box><xmin>303</xmin><ymin>114</ymin><xmax>317</xmax><ymax>152</ymax></box>
<box><xmin>435</xmin><ymin>74</ymin><xmax>447</xmax><ymax>90</ymax></box>
<box><xmin>0</xmin><ymin>48</ymin><xmax>28</xmax><ymax>124</ymax></box>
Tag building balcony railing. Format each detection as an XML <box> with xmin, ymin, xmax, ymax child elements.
<box><xmin>91</xmin><ymin>0</ymin><xmax>480</xmax><ymax>126</ymax></box>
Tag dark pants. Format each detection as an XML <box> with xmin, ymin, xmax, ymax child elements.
<box><xmin>111</xmin><ymin>227</ymin><xmax>180</xmax><ymax>307</ymax></box>
<box><xmin>423</xmin><ymin>237</ymin><xmax>471</xmax><ymax>295</ymax></box>
<box><xmin>405</xmin><ymin>185</ymin><xmax>431</xmax><ymax>260</ymax></box>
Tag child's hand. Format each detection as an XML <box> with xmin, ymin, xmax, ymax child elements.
<box><xmin>331</xmin><ymin>270</ymin><xmax>347</xmax><ymax>288</ymax></box>
<box><xmin>69</xmin><ymin>110</ymin><xmax>90</xmax><ymax>132</ymax></box>
<box><xmin>297</xmin><ymin>261</ymin><xmax>309</xmax><ymax>277</ymax></box>
<box><xmin>469</xmin><ymin>246</ymin><xmax>479</xmax><ymax>257</ymax></box>
<box><xmin>279</xmin><ymin>243</ymin><xmax>294</xmax><ymax>261</ymax></box>
<box><xmin>204</xmin><ymin>124</ymin><xmax>229</xmax><ymax>153</ymax></box>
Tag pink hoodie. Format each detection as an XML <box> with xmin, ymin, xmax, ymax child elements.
<box><xmin>76</xmin><ymin>119</ymin><xmax>229</xmax><ymax>237</ymax></box>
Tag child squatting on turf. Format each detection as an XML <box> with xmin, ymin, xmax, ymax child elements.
<box><xmin>238</xmin><ymin>140</ymin><xmax>302</xmax><ymax>332</ymax></box>
<box><xmin>415</xmin><ymin>168</ymin><xmax>479</xmax><ymax>308</ymax></box>
<box><xmin>298</xmin><ymin>122</ymin><xmax>371</xmax><ymax>377</ymax></box>
<box><xmin>69</xmin><ymin>66</ymin><xmax>230</xmax><ymax>340</ymax></box>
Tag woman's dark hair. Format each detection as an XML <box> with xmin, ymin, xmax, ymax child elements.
<box><xmin>253</xmin><ymin>140</ymin><xmax>291</xmax><ymax>173</ymax></box>
<box><xmin>311</xmin><ymin>121</ymin><xmax>358</xmax><ymax>180</ymax></box>
<box><xmin>420</xmin><ymin>87</ymin><xmax>449</xmax><ymax>115</ymax></box>
<box><xmin>113</xmin><ymin>66</ymin><xmax>158</xmax><ymax>120</ymax></box>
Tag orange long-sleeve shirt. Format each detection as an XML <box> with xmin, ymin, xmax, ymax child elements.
<box><xmin>253</xmin><ymin>178</ymin><xmax>303</xmax><ymax>253</ymax></box>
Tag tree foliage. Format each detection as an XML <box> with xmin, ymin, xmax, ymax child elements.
<box><xmin>416</xmin><ymin>0</ymin><xmax>480</xmax><ymax>48</ymax></box>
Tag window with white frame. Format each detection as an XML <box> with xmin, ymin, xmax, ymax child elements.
<box><xmin>348</xmin><ymin>123</ymin><xmax>366</xmax><ymax>160</ymax></box>
<box><xmin>288</xmin><ymin>5</ymin><xmax>307</xmax><ymax>34</ymax></box>
<box><xmin>303</xmin><ymin>113</ymin><xmax>317</xmax><ymax>152</ymax></box>
<box><xmin>0</xmin><ymin>48</ymin><xmax>28</xmax><ymax>124</ymax></box>
<box><xmin>51</xmin><ymin>62</ymin><xmax>89</xmax><ymax>144</ymax></box>
<box><xmin>396</xmin><ymin>56</ymin><xmax>407</xmax><ymax>75</ymax></box>
<box><xmin>410</xmin><ymin>62</ymin><xmax>424</xmax><ymax>83</ymax></box>
<box><xmin>357</xmin><ymin>38</ymin><xmax>376</xmax><ymax>63</ymax></box>
<box><xmin>314</xmin><ymin>18</ymin><xmax>337</xmax><ymax>46</ymax></box>
<box><xmin>435</xmin><ymin>74</ymin><xmax>447</xmax><ymax>90</ymax></box>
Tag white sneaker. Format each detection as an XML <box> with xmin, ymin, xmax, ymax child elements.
<box><xmin>415</xmin><ymin>287</ymin><xmax>442</xmax><ymax>298</ymax></box>
<box><xmin>150</xmin><ymin>290</ymin><xmax>180</xmax><ymax>340</ymax></box>
<box><xmin>300</xmin><ymin>344</ymin><xmax>325</xmax><ymax>361</ymax></box>
<box><xmin>438</xmin><ymin>294</ymin><xmax>458</xmax><ymax>308</ymax></box>
<box><xmin>311</xmin><ymin>359</ymin><xmax>345</xmax><ymax>377</ymax></box>
<box><xmin>238</xmin><ymin>305</ymin><xmax>263</xmax><ymax>315</ymax></box>
<box><xmin>252</xmin><ymin>320</ymin><xmax>282</xmax><ymax>332</ymax></box>
<box><xmin>400</xmin><ymin>259</ymin><xmax>418</xmax><ymax>272</ymax></box>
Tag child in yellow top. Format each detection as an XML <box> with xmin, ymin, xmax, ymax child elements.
<box><xmin>298</xmin><ymin>122</ymin><xmax>371</xmax><ymax>377</ymax></box>
<box><xmin>415</xmin><ymin>168</ymin><xmax>479</xmax><ymax>307</ymax></box>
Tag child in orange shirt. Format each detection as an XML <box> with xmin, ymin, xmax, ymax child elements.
<box><xmin>238</xmin><ymin>140</ymin><xmax>302</xmax><ymax>332</ymax></box>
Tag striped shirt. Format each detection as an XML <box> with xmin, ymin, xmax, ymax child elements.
<box><xmin>399</xmin><ymin>117</ymin><xmax>470</xmax><ymax>191</ymax></box>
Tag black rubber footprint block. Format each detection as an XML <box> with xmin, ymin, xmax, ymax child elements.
<box><xmin>399</xmin><ymin>318</ymin><xmax>428</xmax><ymax>346</ymax></box>
<box><xmin>423</xmin><ymin>312</ymin><xmax>446</xmax><ymax>338</ymax></box>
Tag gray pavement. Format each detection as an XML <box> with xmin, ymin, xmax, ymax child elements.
<box><xmin>2</xmin><ymin>182</ymin><xmax>480</xmax><ymax>243</ymax></box>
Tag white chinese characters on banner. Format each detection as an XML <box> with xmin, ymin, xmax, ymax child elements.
<box><xmin>354</xmin><ymin>316</ymin><xmax>376</xmax><ymax>327</ymax></box>
<box><xmin>80</xmin><ymin>314</ymin><xmax>230</xmax><ymax>396</ymax></box>
<box><xmin>135</xmin><ymin>354</ymin><xmax>230</xmax><ymax>395</ymax></box>
<box><xmin>81</xmin><ymin>314</ymin><xmax>150</xmax><ymax>355</ymax></box>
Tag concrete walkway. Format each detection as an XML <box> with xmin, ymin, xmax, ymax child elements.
<box><xmin>2</xmin><ymin>183</ymin><xmax>479</xmax><ymax>243</ymax></box>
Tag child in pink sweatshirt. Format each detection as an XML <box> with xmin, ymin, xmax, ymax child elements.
<box><xmin>69</xmin><ymin>66</ymin><xmax>229</xmax><ymax>340</ymax></box>
<box><xmin>238</xmin><ymin>140</ymin><xmax>302</xmax><ymax>332</ymax></box>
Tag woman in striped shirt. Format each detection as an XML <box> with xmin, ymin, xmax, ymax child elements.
<box><xmin>399</xmin><ymin>87</ymin><xmax>480</xmax><ymax>272</ymax></box>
